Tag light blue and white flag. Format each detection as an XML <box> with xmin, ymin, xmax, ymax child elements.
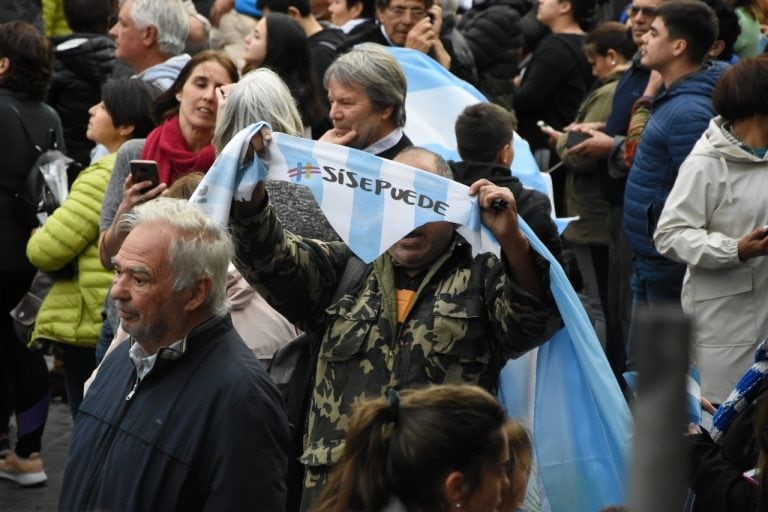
<box><xmin>500</xmin><ymin>230</ymin><xmax>632</xmax><ymax>511</ymax></box>
<box><xmin>190</xmin><ymin>123</ymin><xmax>499</xmax><ymax>263</ymax></box>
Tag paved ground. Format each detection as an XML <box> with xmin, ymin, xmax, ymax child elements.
<box><xmin>0</xmin><ymin>400</ymin><xmax>72</xmax><ymax>511</ymax></box>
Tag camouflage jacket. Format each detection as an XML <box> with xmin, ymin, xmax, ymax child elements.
<box><xmin>230</xmin><ymin>202</ymin><xmax>561</xmax><ymax>469</ymax></box>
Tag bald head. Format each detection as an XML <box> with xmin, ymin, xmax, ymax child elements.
<box><xmin>395</xmin><ymin>147</ymin><xmax>453</xmax><ymax>178</ymax></box>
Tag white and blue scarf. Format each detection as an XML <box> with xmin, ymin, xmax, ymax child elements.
<box><xmin>711</xmin><ymin>337</ymin><xmax>768</xmax><ymax>442</ymax></box>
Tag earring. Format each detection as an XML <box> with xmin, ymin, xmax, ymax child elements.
<box><xmin>455</xmin><ymin>503</ymin><xmax>462</xmax><ymax>509</ymax></box>
<box><xmin>610</xmin><ymin>60</ymin><xmax>616</xmax><ymax>66</ymax></box>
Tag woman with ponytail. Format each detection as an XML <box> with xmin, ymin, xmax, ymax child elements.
<box><xmin>315</xmin><ymin>384</ymin><xmax>512</xmax><ymax>512</ymax></box>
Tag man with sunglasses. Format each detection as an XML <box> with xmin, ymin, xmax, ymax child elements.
<box><xmin>338</xmin><ymin>0</ymin><xmax>477</xmax><ymax>82</ymax></box>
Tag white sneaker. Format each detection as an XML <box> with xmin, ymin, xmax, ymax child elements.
<box><xmin>0</xmin><ymin>451</ymin><xmax>48</xmax><ymax>486</ymax></box>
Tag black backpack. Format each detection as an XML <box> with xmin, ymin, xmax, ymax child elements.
<box><xmin>268</xmin><ymin>255</ymin><xmax>368</xmax><ymax>512</ymax></box>
<box><xmin>11</xmin><ymin>106</ymin><xmax>81</xmax><ymax>231</ymax></box>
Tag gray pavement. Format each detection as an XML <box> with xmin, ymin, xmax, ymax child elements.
<box><xmin>0</xmin><ymin>401</ymin><xmax>72</xmax><ymax>511</ymax></box>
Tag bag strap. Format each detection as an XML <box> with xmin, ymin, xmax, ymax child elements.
<box><xmin>331</xmin><ymin>254</ymin><xmax>368</xmax><ymax>303</ymax></box>
<box><xmin>11</xmin><ymin>106</ymin><xmax>44</xmax><ymax>155</ymax></box>
<box><xmin>296</xmin><ymin>254</ymin><xmax>368</xmax><ymax>370</ymax></box>
<box><xmin>304</xmin><ymin>254</ymin><xmax>368</xmax><ymax>360</ymax></box>
<box><xmin>8</xmin><ymin>106</ymin><xmax>58</xmax><ymax>197</ymax></box>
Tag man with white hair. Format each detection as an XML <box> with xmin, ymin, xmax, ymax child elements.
<box><xmin>109</xmin><ymin>0</ymin><xmax>191</xmax><ymax>91</ymax></box>
<box><xmin>59</xmin><ymin>198</ymin><xmax>290</xmax><ymax>511</ymax></box>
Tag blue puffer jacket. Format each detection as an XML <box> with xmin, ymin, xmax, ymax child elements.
<box><xmin>624</xmin><ymin>61</ymin><xmax>728</xmax><ymax>258</ymax></box>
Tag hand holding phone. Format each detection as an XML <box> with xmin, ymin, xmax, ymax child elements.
<box><xmin>565</xmin><ymin>130</ymin><xmax>593</xmax><ymax>148</ymax></box>
<box><xmin>129</xmin><ymin>160</ymin><xmax>159</xmax><ymax>192</ymax></box>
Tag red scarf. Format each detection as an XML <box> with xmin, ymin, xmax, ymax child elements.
<box><xmin>141</xmin><ymin>116</ymin><xmax>216</xmax><ymax>185</ymax></box>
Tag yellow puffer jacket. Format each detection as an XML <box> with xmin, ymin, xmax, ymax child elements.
<box><xmin>43</xmin><ymin>0</ymin><xmax>71</xmax><ymax>37</ymax></box>
<box><xmin>26</xmin><ymin>153</ymin><xmax>116</xmax><ymax>348</ymax></box>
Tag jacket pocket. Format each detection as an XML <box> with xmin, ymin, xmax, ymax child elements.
<box><xmin>300</xmin><ymin>438</ymin><xmax>345</xmax><ymax>467</ymax></box>
<box><xmin>690</xmin><ymin>266</ymin><xmax>756</xmax><ymax>345</ymax></box>
<box><xmin>692</xmin><ymin>266</ymin><xmax>752</xmax><ymax>301</ymax></box>
<box><xmin>320</xmin><ymin>297</ymin><xmax>380</xmax><ymax>362</ymax></box>
<box><xmin>430</xmin><ymin>296</ymin><xmax>490</xmax><ymax>364</ymax></box>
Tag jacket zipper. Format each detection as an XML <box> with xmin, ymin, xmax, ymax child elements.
<box><xmin>125</xmin><ymin>374</ymin><xmax>140</xmax><ymax>400</ymax></box>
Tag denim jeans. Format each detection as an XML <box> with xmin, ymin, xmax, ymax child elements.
<box><xmin>625</xmin><ymin>255</ymin><xmax>686</xmax><ymax>369</ymax></box>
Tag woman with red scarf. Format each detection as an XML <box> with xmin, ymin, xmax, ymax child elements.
<box><xmin>99</xmin><ymin>50</ymin><xmax>238</xmax><ymax>271</ymax></box>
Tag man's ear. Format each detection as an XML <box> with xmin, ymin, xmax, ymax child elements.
<box><xmin>671</xmin><ymin>38</ymin><xmax>687</xmax><ymax>58</ymax></box>
<box><xmin>707</xmin><ymin>39</ymin><xmax>725</xmax><ymax>59</ymax></box>
<box><xmin>444</xmin><ymin>470</ymin><xmax>466</xmax><ymax>507</ymax></box>
<box><xmin>142</xmin><ymin>24</ymin><xmax>158</xmax><ymax>48</ymax></box>
<box><xmin>286</xmin><ymin>6</ymin><xmax>303</xmax><ymax>20</ymax></box>
<box><xmin>379</xmin><ymin>105</ymin><xmax>394</xmax><ymax>121</ymax></box>
<box><xmin>184</xmin><ymin>277</ymin><xmax>212</xmax><ymax>312</ymax></box>
<box><xmin>496</xmin><ymin>143</ymin><xmax>514</xmax><ymax>168</ymax></box>
<box><xmin>349</xmin><ymin>1</ymin><xmax>365</xmax><ymax>18</ymax></box>
<box><xmin>558</xmin><ymin>0</ymin><xmax>573</xmax><ymax>16</ymax></box>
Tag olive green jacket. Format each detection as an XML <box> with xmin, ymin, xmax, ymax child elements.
<box><xmin>231</xmin><ymin>202</ymin><xmax>560</xmax><ymax>468</ymax></box>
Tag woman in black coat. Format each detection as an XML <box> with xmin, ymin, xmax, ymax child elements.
<box><xmin>0</xmin><ymin>21</ymin><xmax>65</xmax><ymax>487</ymax></box>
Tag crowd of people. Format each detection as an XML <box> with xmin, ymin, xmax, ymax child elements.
<box><xmin>0</xmin><ymin>0</ymin><xmax>767</xmax><ymax>510</ymax></box>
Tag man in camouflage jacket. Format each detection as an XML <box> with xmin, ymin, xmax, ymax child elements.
<box><xmin>229</xmin><ymin>148</ymin><xmax>561</xmax><ymax>508</ymax></box>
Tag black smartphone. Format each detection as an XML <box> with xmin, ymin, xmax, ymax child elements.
<box><xmin>565</xmin><ymin>130</ymin><xmax>592</xmax><ymax>148</ymax></box>
<box><xmin>129</xmin><ymin>160</ymin><xmax>159</xmax><ymax>191</ymax></box>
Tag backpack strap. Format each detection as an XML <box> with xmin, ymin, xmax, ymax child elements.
<box><xmin>330</xmin><ymin>254</ymin><xmax>368</xmax><ymax>303</ymax></box>
<box><xmin>11</xmin><ymin>106</ymin><xmax>44</xmax><ymax>155</ymax></box>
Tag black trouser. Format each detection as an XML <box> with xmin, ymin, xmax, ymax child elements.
<box><xmin>0</xmin><ymin>270</ymin><xmax>50</xmax><ymax>457</ymax></box>
<box><xmin>59</xmin><ymin>344</ymin><xmax>95</xmax><ymax>420</ymax></box>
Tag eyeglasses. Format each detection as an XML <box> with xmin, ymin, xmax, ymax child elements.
<box><xmin>629</xmin><ymin>4</ymin><xmax>658</xmax><ymax>16</ymax></box>
<box><xmin>386</xmin><ymin>5</ymin><xmax>427</xmax><ymax>18</ymax></box>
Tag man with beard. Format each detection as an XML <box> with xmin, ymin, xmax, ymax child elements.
<box><xmin>229</xmin><ymin>145</ymin><xmax>561</xmax><ymax>510</ymax></box>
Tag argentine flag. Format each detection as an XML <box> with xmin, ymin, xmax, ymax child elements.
<box><xmin>191</xmin><ymin>123</ymin><xmax>500</xmax><ymax>263</ymax></box>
